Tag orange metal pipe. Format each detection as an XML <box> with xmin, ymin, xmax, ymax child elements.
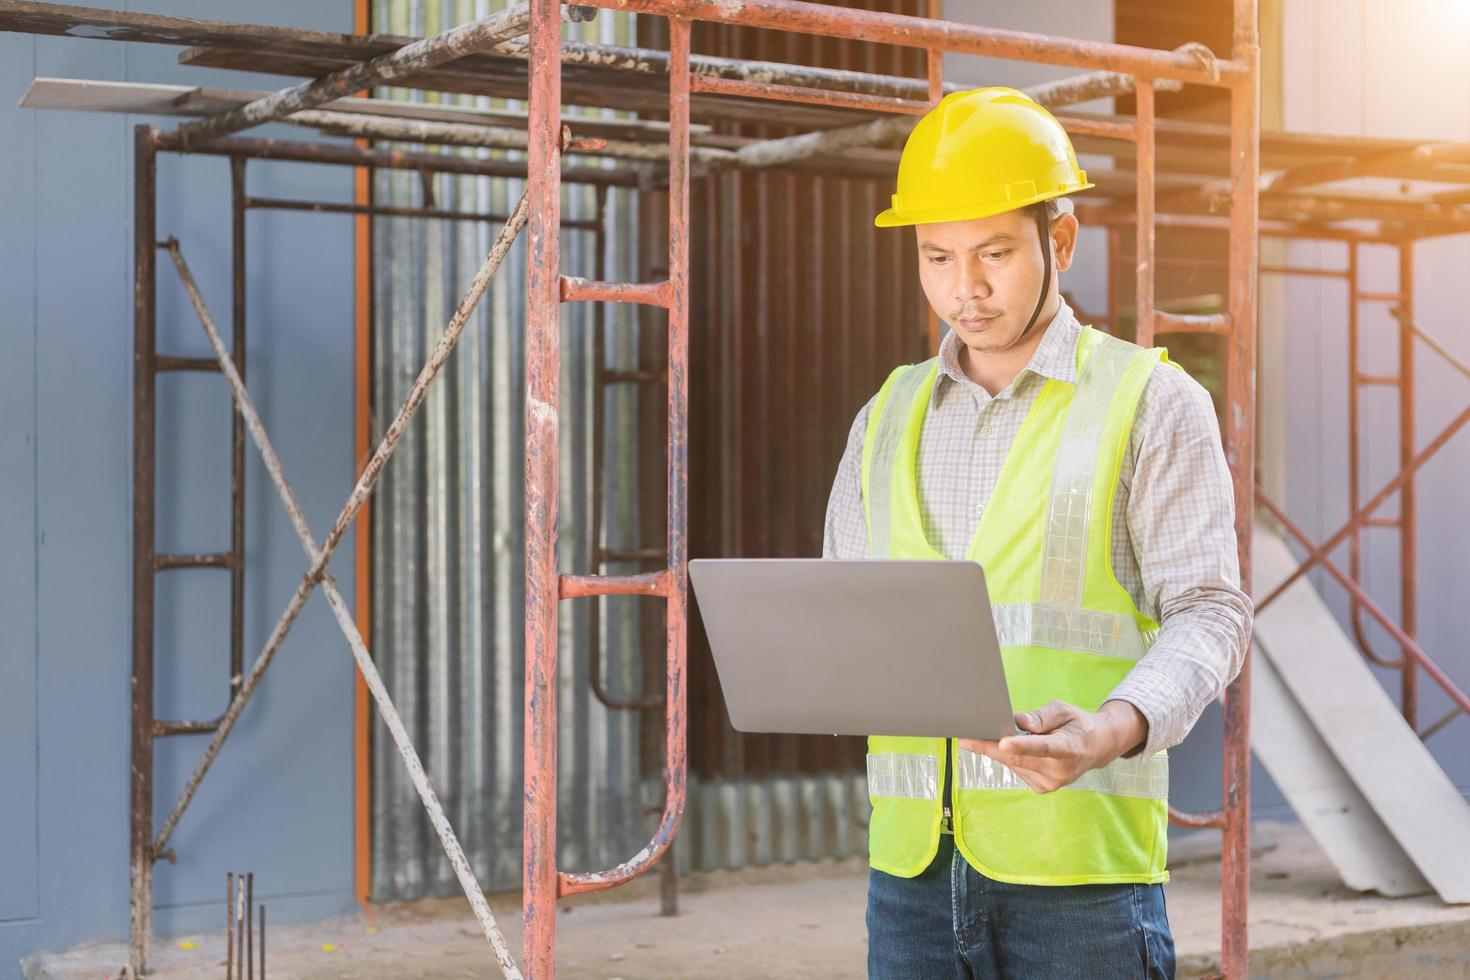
<box><xmin>558</xmin><ymin>12</ymin><xmax>693</xmax><ymax>903</ymax></box>
<box><xmin>523</xmin><ymin>0</ymin><xmax>563</xmax><ymax>972</ymax></box>
<box><xmin>1218</xmin><ymin>4</ymin><xmax>1260</xmax><ymax>970</ymax></box>
<box><xmin>559</xmin><ymin>275</ymin><xmax>672</xmax><ymax>306</ymax></box>
<box><xmin>351</xmin><ymin>0</ymin><xmax>373</xmax><ymax>920</ymax></box>
<box><xmin>1154</xmin><ymin>310</ymin><xmax>1231</xmax><ymax>336</ymax></box>
<box><xmin>558</xmin><ymin>571</ymin><xmax>673</xmax><ymax>599</ymax></box>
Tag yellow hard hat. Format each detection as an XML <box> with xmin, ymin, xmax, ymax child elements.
<box><xmin>874</xmin><ymin>87</ymin><xmax>1093</xmax><ymax>228</ymax></box>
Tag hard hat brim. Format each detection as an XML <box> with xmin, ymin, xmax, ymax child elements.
<box><xmin>873</xmin><ymin>185</ymin><xmax>1092</xmax><ymax>229</ymax></box>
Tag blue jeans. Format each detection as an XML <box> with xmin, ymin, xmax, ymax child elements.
<box><xmin>867</xmin><ymin>835</ymin><xmax>1175</xmax><ymax>979</ymax></box>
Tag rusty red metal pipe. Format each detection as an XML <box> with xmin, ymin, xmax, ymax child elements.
<box><xmin>573</xmin><ymin>0</ymin><xmax>1247</xmax><ymax>84</ymax></box>
<box><xmin>560</xmin><ymin>275</ymin><xmax>672</xmax><ymax>306</ymax></box>
<box><xmin>522</xmin><ymin>0</ymin><xmax>563</xmax><ymax>972</ymax></box>
<box><xmin>559</xmin><ymin>570</ymin><xmax>673</xmax><ymax>599</ymax></box>
<box><xmin>691</xmin><ymin>71</ymin><xmax>930</xmax><ymax>115</ymax></box>
<box><xmin>1217</xmin><ymin>6</ymin><xmax>1260</xmax><ymax>971</ymax></box>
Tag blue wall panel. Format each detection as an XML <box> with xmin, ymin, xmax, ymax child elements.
<box><xmin>0</xmin><ymin>27</ymin><xmax>41</xmax><ymax>938</ymax></box>
<box><xmin>1</xmin><ymin>3</ymin><xmax>358</xmax><ymax>974</ymax></box>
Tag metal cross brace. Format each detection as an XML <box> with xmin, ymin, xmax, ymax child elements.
<box><xmin>152</xmin><ymin>191</ymin><xmax>530</xmax><ymax>979</ymax></box>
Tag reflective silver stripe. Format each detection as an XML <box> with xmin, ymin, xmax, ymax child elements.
<box><xmin>956</xmin><ymin>748</ymin><xmax>1168</xmax><ymax>800</ymax></box>
<box><xmin>1039</xmin><ymin>337</ymin><xmax>1140</xmax><ymax>607</ymax></box>
<box><xmin>866</xmin><ymin>752</ymin><xmax>939</xmax><ymax>799</ymax></box>
<box><xmin>992</xmin><ymin>603</ymin><xmax>1156</xmax><ymax>661</ymax></box>
<box><xmin>866</xmin><ymin>361</ymin><xmax>935</xmax><ymax>558</ymax></box>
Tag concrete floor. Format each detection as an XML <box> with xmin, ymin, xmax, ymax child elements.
<box><xmin>29</xmin><ymin>822</ymin><xmax>1470</xmax><ymax>979</ymax></box>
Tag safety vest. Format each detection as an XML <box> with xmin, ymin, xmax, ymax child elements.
<box><xmin>860</xmin><ymin>325</ymin><xmax>1172</xmax><ymax>886</ymax></box>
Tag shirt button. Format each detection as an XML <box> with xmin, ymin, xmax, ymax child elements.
<box><xmin>976</xmin><ymin>502</ymin><xmax>986</xmax><ymax>517</ymax></box>
<box><xmin>980</xmin><ymin>423</ymin><xmax>993</xmax><ymax>437</ymax></box>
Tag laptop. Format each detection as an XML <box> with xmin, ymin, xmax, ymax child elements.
<box><xmin>687</xmin><ymin>559</ymin><xmax>1016</xmax><ymax>740</ymax></box>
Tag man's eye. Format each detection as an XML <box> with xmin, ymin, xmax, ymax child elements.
<box><xmin>984</xmin><ymin>251</ymin><xmax>1010</xmax><ymax>261</ymax></box>
<box><xmin>928</xmin><ymin>255</ymin><xmax>950</xmax><ymax>265</ymax></box>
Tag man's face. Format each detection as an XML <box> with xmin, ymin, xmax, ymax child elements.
<box><xmin>915</xmin><ymin>208</ymin><xmax>1077</xmax><ymax>354</ymax></box>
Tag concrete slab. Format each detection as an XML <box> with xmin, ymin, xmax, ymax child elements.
<box><xmin>27</xmin><ymin>823</ymin><xmax>1470</xmax><ymax>979</ymax></box>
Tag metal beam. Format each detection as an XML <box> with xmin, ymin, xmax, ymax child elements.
<box><xmin>21</xmin><ymin>76</ymin><xmax>714</xmax><ymax>140</ymax></box>
<box><xmin>148</xmin><ymin>129</ymin><xmax>641</xmax><ymax>186</ymax></box>
<box><xmin>726</xmin><ymin>68</ymin><xmax>1184</xmax><ymax>173</ymax></box>
<box><xmin>1264</xmin><ymin>140</ymin><xmax>1470</xmax><ymax>193</ymax></box>
<box><xmin>573</xmin><ymin>0</ymin><xmax>1247</xmax><ymax>84</ymax></box>
<box><xmin>0</xmin><ymin>0</ymin><xmax>365</xmax><ymax>50</ymax></box>
<box><xmin>177</xmin><ymin>3</ymin><xmax>553</xmax><ymax>146</ymax></box>
<box><xmin>286</xmin><ymin>107</ymin><xmax>737</xmax><ymax>166</ymax></box>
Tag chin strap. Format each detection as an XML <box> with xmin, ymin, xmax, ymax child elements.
<box><xmin>1010</xmin><ymin>205</ymin><xmax>1055</xmax><ymax>347</ymax></box>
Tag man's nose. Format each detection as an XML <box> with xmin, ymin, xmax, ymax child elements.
<box><xmin>957</xmin><ymin>256</ymin><xmax>991</xmax><ymax>303</ymax></box>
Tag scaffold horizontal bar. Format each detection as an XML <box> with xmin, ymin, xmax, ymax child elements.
<box><xmin>1052</xmin><ymin>112</ymin><xmax>1140</xmax><ymax>141</ymax></box>
<box><xmin>571</xmin><ymin>0</ymin><xmax>1246</xmax><ymax>86</ymax></box>
<box><xmin>560</xmin><ymin>570</ymin><xmax>673</xmax><ymax>599</ymax></box>
<box><xmin>155</xmin><ymin>355</ymin><xmax>224</xmax><ymax>373</ymax></box>
<box><xmin>1154</xmin><ymin>310</ymin><xmax>1231</xmax><ymax>335</ymax></box>
<box><xmin>154</xmin><ymin>718</ymin><xmax>224</xmax><ymax>737</ymax></box>
<box><xmin>1259</xmin><ymin>264</ymin><xmax>1350</xmax><ymax>278</ymax></box>
<box><xmin>1169</xmin><ymin>805</ymin><xmax>1228</xmax><ymax>830</ymax></box>
<box><xmin>154</xmin><ymin>552</ymin><xmax>234</xmax><ymax>571</ymax></box>
<box><xmin>244</xmin><ymin>195</ymin><xmax>603</xmax><ymax>230</ymax></box>
<box><xmin>689</xmin><ymin>73</ymin><xmax>930</xmax><ymax>115</ymax></box>
<box><xmin>560</xmin><ymin>276</ymin><xmax>672</xmax><ymax>307</ymax></box>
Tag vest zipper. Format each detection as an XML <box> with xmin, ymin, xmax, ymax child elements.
<box><xmin>942</xmin><ymin>737</ymin><xmax>954</xmax><ymax>831</ymax></box>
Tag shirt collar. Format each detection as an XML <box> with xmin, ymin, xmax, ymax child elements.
<box><xmin>933</xmin><ymin>300</ymin><xmax>1082</xmax><ymax>406</ymax></box>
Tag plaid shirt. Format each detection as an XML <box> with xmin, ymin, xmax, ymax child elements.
<box><xmin>822</xmin><ymin>302</ymin><xmax>1251</xmax><ymax>758</ymax></box>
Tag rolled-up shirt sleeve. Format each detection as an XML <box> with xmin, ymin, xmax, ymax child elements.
<box><xmin>1106</xmin><ymin>365</ymin><xmax>1253</xmax><ymax>759</ymax></box>
<box><xmin>822</xmin><ymin>397</ymin><xmax>875</xmax><ymax>561</ymax></box>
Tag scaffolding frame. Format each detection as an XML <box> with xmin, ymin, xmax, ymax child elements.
<box><xmin>11</xmin><ymin>0</ymin><xmax>1470</xmax><ymax>976</ymax></box>
<box><xmin>526</xmin><ymin>7</ymin><xmax>1257</xmax><ymax>979</ymax></box>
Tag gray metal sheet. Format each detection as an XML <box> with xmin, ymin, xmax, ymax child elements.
<box><xmin>1253</xmin><ymin>523</ymin><xmax>1470</xmax><ymax>903</ymax></box>
<box><xmin>1250</xmin><ymin>628</ymin><xmax>1429</xmax><ymax>897</ymax></box>
<box><xmin>368</xmin><ymin>0</ymin><xmax>649</xmax><ymax>899</ymax></box>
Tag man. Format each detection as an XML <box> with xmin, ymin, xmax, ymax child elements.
<box><xmin>823</xmin><ymin>87</ymin><xmax>1251</xmax><ymax>979</ymax></box>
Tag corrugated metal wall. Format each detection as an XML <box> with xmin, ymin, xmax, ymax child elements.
<box><xmin>676</xmin><ymin>3</ymin><xmax>930</xmax><ymax>871</ymax></box>
<box><xmin>369</xmin><ymin>0</ymin><xmax>932</xmax><ymax>899</ymax></box>
<box><xmin>369</xmin><ymin>0</ymin><xmax>649</xmax><ymax>900</ymax></box>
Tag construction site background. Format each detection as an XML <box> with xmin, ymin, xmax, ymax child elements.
<box><xmin>2</xmin><ymin>0</ymin><xmax>1469</xmax><ymax>977</ymax></box>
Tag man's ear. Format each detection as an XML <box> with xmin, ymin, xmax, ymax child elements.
<box><xmin>1050</xmin><ymin>213</ymin><xmax>1080</xmax><ymax>272</ymax></box>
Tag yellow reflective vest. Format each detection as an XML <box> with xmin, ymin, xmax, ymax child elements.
<box><xmin>860</xmin><ymin>325</ymin><xmax>1172</xmax><ymax>886</ymax></box>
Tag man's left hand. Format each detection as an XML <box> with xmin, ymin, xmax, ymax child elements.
<box><xmin>957</xmin><ymin>700</ymin><xmax>1148</xmax><ymax>795</ymax></box>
